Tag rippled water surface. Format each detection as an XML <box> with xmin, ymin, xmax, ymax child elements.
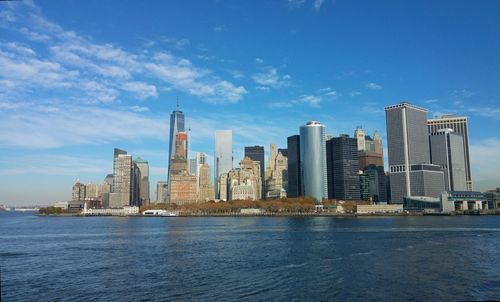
<box><xmin>1</xmin><ymin>212</ymin><xmax>499</xmax><ymax>301</ymax></box>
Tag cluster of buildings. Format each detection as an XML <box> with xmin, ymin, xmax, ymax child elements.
<box><xmin>66</xmin><ymin>149</ymin><xmax>150</xmax><ymax>211</ymax></box>
<box><xmin>63</xmin><ymin>100</ymin><xmax>500</xmax><ymax>213</ymax></box>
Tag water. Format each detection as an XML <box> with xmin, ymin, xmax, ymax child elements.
<box><xmin>1</xmin><ymin>212</ymin><xmax>499</xmax><ymax>301</ymax></box>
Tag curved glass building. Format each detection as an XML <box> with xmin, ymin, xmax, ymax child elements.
<box><xmin>300</xmin><ymin>121</ymin><xmax>327</xmax><ymax>203</ymax></box>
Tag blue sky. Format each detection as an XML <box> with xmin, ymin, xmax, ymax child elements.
<box><xmin>1</xmin><ymin>0</ymin><xmax>500</xmax><ymax>206</ymax></box>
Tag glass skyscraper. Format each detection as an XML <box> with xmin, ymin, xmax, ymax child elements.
<box><xmin>168</xmin><ymin>103</ymin><xmax>185</xmax><ymax>178</ymax></box>
<box><xmin>287</xmin><ymin>135</ymin><xmax>301</xmax><ymax>198</ymax></box>
<box><xmin>299</xmin><ymin>121</ymin><xmax>327</xmax><ymax>203</ymax></box>
<box><xmin>326</xmin><ymin>135</ymin><xmax>360</xmax><ymax>200</ymax></box>
<box><xmin>215</xmin><ymin>130</ymin><xmax>233</xmax><ymax>197</ymax></box>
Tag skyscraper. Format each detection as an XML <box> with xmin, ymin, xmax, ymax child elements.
<box><xmin>114</xmin><ymin>153</ymin><xmax>132</xmax><ymax>207</ymax></box>
<box><xmin>287</xmin><ymin>135</ymin><xmax>302</xmax><ymax>198</ymax></box>
<box><xmin>326</xmin><ymin>135</ymin><xmax>360</xmax><ymax>200</ymax></box>
<box><xmin>168</xmin><ymin>103</ymin><xmax>185</xmax><ymax>179</ymax></box>
<box><xmin>244</xmin><ymin>145</ymin><xmax>265</xmax><ymax>195</ymax></box>
<box><xmin>385</xmin><ymin>102</ymin><xmax>445</xmax><ymax>203</ymax></box>
<box><xmin>215</xmin><ymin>130</ymin><xmax>233</xmax><ymax>198</ymax></box>
<box><xmin>265</xmin><ymin>144</ymin><xmax>288</xmax><ymax>199</ymax></box>
<box><xmin>429</xmin><ymin>129</ymin><xmax>467</xmax><ymax>191</ymax></box>
<box><xmin>156</xmin><ymin>181</ymin><xmax>168</xmax><ymax>203</ymax></box>
<box><xmin>198</xmin><ymin>163</ymin><xmax>215</xmax><ymax>202</ymax></box>
<box><xmin>428</xmin><ymin>115</ymin><xmax>473</xmax><ymax>191</ymax></box>
<box><xmin>134</xmin><ymin>157</ymin><xmax>150</xmax><ymax>205</ymax></box>
<box><xmin>112</xmin><ymin>148</ymin><xmax>127</xmax><ymax>193</ymax></box>
<box><xmin>299</xmin><ymin>121</ymin><xmax>327</xmax><ymax>203</ymax></box>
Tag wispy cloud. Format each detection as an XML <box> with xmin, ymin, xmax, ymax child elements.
<box><xmin>366</xmin><ymin>82</ymin><xmax>383</xmax><ymax>90</ymax></box>
<box><xmin>0</xmin><ymin>1</ymin><xmax>247</xmax><ymax>104</ymax></box>
<box><xmin>268</xmin><ymin>88</ymin><xmax>338</xmax><ymax>109</ymax></box>
<box><xmin>0</xmin><ymin>101</ymin><xmax>168</xmax><ymax>149</ymax></box>
<box><xmin>252</xmin><ymin>67</ymin><xmax>291</xmax><ymax>89</ymax></box>
<box><xmin>213</xmin><ymin>25</ymin><xmax>226</xmax><ymax>33</ymax></box>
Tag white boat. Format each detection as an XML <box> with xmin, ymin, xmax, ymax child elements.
<box><xmin>142</xmin><ymin>209</ymin><xmax>178</xmax><ymax>217</ymax></box>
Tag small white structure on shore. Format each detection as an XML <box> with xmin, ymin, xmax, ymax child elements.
<box><xmin>356</xmin><ymin>204</ymin><xmax>403</xmax><ymax>214</ymax></box>
<box><xmin>83</xmin><ymin>203</ymin><xmax>139</xmax><ymax>216</ymax></box>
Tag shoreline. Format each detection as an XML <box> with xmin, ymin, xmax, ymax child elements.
<box><xmin>35</xmin><ymin>211</ymin><xmax>500</xmax><ymax>218</ymax></box>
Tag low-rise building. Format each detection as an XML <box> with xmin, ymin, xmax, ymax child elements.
<box><xmin>356</xmin><ymin>204</ymin><xmax>403</xmax><ymax>214</ymax></box>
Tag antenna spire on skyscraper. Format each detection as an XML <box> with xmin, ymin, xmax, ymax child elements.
<box><xmin>176</xmin><ymin>96</ymin><xmax>180</xmax><ymax>110</ymax></box>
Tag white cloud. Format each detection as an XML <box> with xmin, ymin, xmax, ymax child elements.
<box><xmin>0</xmin><ymin>1</ymin><xmax>247</xmax><ymax>104</ymax></box>
<box><xmin>129</xmin><ymin>106</ymin><xmax>150</xmax><ymax>112</ymax></box>
<box><xmin>252</xmin><ymin>67</ymin><xmax>291</xmax><ymax>89</ymax></box>
<box><xmin>268</xmin><ymin>94</ymin><xmax>323</xmax><ymax>108</ymax></box>
<box><xmin>349</xmin><ymin>91</ymin><xmax>362</xmax><ymax>97</ymax></box>
<box><xmin>366</xmin><ymin>82</ymin><xmax>383</xmax><ymax>90</ymax></box>
<box><xmin>255</xmin><ymin>58</ymin><xmax>264</xmax><ymax>64</ymax></box>
<box><xmin>213</xmin><ymin>25</ymin><xmax>226</xmax><ymax>33</ymax></box>
<box><xmin>122</xmin><ymin>81</ymin><xmax>158</xmax><ymax>100</ymax></box>
<box><xmin>314</xmin><ymin>0</ymin><xmax>325</xmax><ymax>10</ymax></box>
<box><xmin>0</xmin><ymin>101</ymin><xmax>168</xmax><ymax>149</ymax></box>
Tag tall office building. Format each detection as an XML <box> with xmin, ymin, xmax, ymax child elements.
<box><xmin>428</xmin><ymin>115</ymin><xmax>473</xmax><ymax>191</ymax></box>
<box><xmin>131</xmin><ymin>162</ymin><xmax>142</xmax><ymax>206</ymax></box>
<box><xmin>134</xmin><ymin>157</ymin><xmax>150</xmax><ymax>205</ymax></box>
<box><xmin>72</xmin><ymin>181</ymin><xmax>86</xmax><ymax>201</ymax></box>
<box><xmin>113</xmin><ymin>153</ymin><xmax>133</xmax><ymax>207</ymax></box>
<box><xmin>385</xmin><ymin>102</ymin><xmax>445</xmax><ymax>203</ymax></box>
<box><xmin>287</xmin><ymin>135</ymin><xmax>302</xmax><ymax>198</ymax></box>
<box><xmin>112</xmin><ymin>148</ymin><xmax>127</xmax><ymax>193</ymax></box>
<box><xmin>244</xmin><ymin>145</ymin><xmax>265</xmax><ymax>195</ymax></box>
<box><xmin>168</xmin><ymin>103</ymin><xmax>185</xmax><ymax>179</ymax></box>
<box><xmin>429</xmin><ymin>129</ymin><xmax>467</xmax><ymax>191</ymax></box>
<box><xmin>265</xmin><ymin>144</ymin><xmax>288</xmax><ymax>199</ymax></box>
<box><xmin>156</xmin><ymin>181</ymin><xmax>168</xmax><ymax>203</ymax></box>
<box><xmin>363</xmin><ymin>165</ymin><xmax>388</xmax><ymax>203</ymax></box>
<box><xmin>300</xmin><ymin>121</ymin><xmax>327</xmax><ymax>203</ymax></box>
<box><xmin>215</xmin><ymin>130</ymin><xmax>233</xmax><ymax>198</ymax></box>
<box><xmin>198</xmin><ymin>163</ymin><xmax>215</xmax><ymax>202</ymax></box>
<box><xmin>326</xmin><ymin>135</ymin><xmax>360</xmax><ymax>200</ymax></box>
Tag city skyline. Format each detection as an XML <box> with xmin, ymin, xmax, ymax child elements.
<box><xmin>1</xmin><ymin>1</ymin><xmax>500</xmax><ymax>205</ymax></box>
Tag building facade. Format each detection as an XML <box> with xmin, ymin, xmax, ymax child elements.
<box><xmin>300</xmin><ymin>121</ymin><xmax>327</xmax><ymax>203</ymax></box>
<box><xmin>429</xmin><ymin>129</ymin><xmax>467</xmax><ymax>191</ymax></box>
<box><xmin>168</xmin><ymin>104</ymin><xmax>185</xmax><ymax>180</ymax></box>
<box><xmin>112</xmin><ymin>152</ymin><xmax>132</xmax><ymax>207</ymax></box>
<box><xmin>215</xmin><ymin>130</ymin><xmax>233</xmax><ymax>198</ymax></box>
<box><xmin>428</xmin><ymin>115</ymin><xmax>473</xmax><ymax>191</ymax></box>
<box><xmin>134</xmin><ymin>157</ymin><xmax>150</xmax><ymax>205</ymax></box>
<box><xmin>265</xmin><ymin>144</ymin><xmax>288</xmax><ymax>199</ymax></box>
<box><xmin>198</xmin><ymin>163</ymin><xmax>215</xmax><ymax>202</ymax></box>
<box><xmin>385</xmin><ymin>102</ymin><xmax>445</xmax><ymax>203</ymax></box>
<box><xmin>287</xmin><ymin>135</ymin><xmax>302</xmax><ymax>198</ymax></box>
<box><xmin>326</xmin><ymin>135</ymin><xmax>360</xmax><ymax>200</ymax></box>
<box><xmin>244</xmin><ymin>145</ymin><xmax>265</xmax><ymax>193</ymax></box>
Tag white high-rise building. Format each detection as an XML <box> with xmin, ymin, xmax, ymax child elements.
<box><xmin>215</xmin><ymin>130</ymin><xmax>233</xmax><ymax>198</ymax></box>
<box><xmin>300</xmin><ymin>121</ymin><xmax>327</xmax><ymax>203</ymax></box>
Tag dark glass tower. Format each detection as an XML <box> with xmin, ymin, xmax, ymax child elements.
<box><xmin>326</xmin><ymin>135</ymin><xmax>360</xmax><ymax>200</ymax></box>
<box><xmin>287</xmin><ymin>135</ymin><xmax>302</xmax><ymax>198</ymax></box>
<box><xmin>244</xmin><ymin>145</ymin><xmax>265</xmax><ymax>189</ymax></box>
<box><xmin>168</xmin><ymin>102</ymin><xmax>185</xmax><ymax>179</ymax></box>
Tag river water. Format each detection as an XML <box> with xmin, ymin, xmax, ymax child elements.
<box><xmin>0</xmin><ymin>212</ymin><xmax>499</xmax><ymax>301</ymax></box>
